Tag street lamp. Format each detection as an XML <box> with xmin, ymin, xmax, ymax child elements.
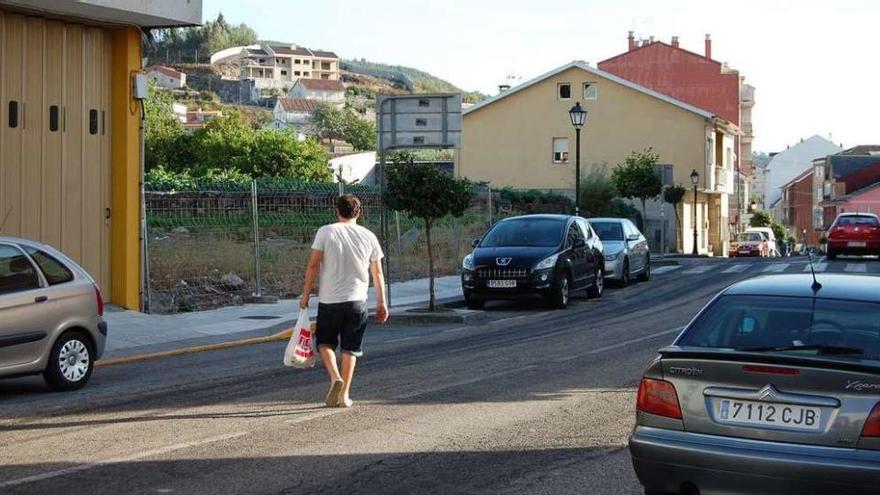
<box><xmin>569</xmin><ymin>102</ymin><xmax>587</xmax><ymax>216</ymax></box>
<box><xmin>690</xmin><ymin>169</ymin><xmax>700</xmax><ymax>255</ymax></box>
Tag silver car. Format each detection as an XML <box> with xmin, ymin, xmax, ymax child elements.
<box><xmin>590</xmin><ymin>218</ymin><xmax>650</xmax><ymax>286</ymax></box>
<box><xmin>630</xmin><ymin>274</ymin><xmax>880</xmax><ymax>494</ymax></box>
<box><xmin>0</xmin><ymin>237</ymin><xmax>106</xmax><ymax>391</ymax></box>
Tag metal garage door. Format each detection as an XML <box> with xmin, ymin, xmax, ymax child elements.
<box><xmin>0</xmin><ymin>12</ymin><xmax>111</xmax><ymax>292</ymax></box>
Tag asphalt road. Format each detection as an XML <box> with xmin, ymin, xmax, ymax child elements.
<box><xmin>1</xmin><ymin>256</ymin><xmax>877</xmax><ymax>495</ymax></box>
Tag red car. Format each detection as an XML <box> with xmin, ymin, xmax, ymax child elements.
<box><xmin>826</xmin><ymin>212</ymin><xmax>880</xmax><ymax>259</ymax></box>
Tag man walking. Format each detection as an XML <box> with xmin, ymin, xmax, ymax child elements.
<box><xmin>301</xmin><ymin>194</ymin><xmax>388</xmax><ymax>408</ymax></box>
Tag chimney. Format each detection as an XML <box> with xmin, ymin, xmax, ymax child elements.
<box><xmin>627</xmin><ymin>31</ymin><xmax>635</xmax><ymax>51</ymax></box>
<box><xmin>671</xmin><ymin>36</ymin><xmax>680</xmax><ymax>48</ymax></box>
<box><xmin>704</xmin><ymin>34</ymin><xmax>712</xmax><ymax>58</ymax></box>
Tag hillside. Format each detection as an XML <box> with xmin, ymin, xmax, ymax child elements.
<box><xmin>341</xmin><ymin>59</ymin><xmax>486</xmax><ymax>104</ymax></box>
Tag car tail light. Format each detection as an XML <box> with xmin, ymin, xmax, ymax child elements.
<box><xmin>94</xmin><ymin>284</ymin><xmax>105</xmax><ymax>317</ymax></box>
<box><xmin>636</xmin><ymin>378</ymin><xmax>682</xmax><ymax>419</ymax></box>
<box><xmin>861</xmin><ymin>402</ymin><xmax>880</xmax><ymax>438</ymax></box>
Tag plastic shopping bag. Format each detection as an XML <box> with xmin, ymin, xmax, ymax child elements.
<box><xmin>283</xmin><ymin>310</ymin><xmax>315</xmax><ymax>369</ymax></box>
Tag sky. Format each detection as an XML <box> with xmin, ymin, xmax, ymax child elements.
<box><xmin>203</xmin><ymin>0</ymin><xmax>880</xmax><ymax>152</ymax></box>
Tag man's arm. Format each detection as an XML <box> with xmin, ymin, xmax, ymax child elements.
<box><xmin>370</xmin><ymin>260</ymin><xmax>389</xmax><ymax>323</ymax></box>
<box><xmin>300</xmin><ymin>249</ymin><xmax>323</xmax><ymax>309</ymax></box>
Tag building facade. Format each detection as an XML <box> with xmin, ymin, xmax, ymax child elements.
<box><xmin>0</xmin><ymin>0</ymin><xmax>202</xmax><ymax>309</ymax></box>
<box><xmin>456</xmin><ymin>61</ymin><xmax>737</xmax><ymax>256</ymax></box>
<box><xmin>598</xmin><ymin>33</ymin><xmax>753</xmax><ymax>229</ymax></box>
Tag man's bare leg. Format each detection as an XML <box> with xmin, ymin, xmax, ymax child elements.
<box><xmin>319</xmin><ymin>345</ymin><xmax>344</xmax><ymax>407</ymax></box>
<box><xmin>338</xmin><ymin>353</ymin><xmax>357</xmax><ymax>407</ymax></box>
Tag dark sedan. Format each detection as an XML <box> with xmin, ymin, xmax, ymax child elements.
<box><xmin>461</xmin><ymin>215</ymin><xmax>604</xmax><ymax>309</ymax></box>
<box><xmin>630</xmin><ymin>273</ymin><xmax>880</xmax><ymax>494</ymax></box>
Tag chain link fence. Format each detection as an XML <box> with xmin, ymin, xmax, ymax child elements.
<box><xmin>145</xmin><ymin>180</ymin><xmax>532</xmax><ymax>314</ymax></box>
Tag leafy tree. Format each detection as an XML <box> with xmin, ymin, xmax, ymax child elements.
<box><xmin>384</xmin><ymin>163</ymin><xmax>473</xmax><ymax>310</ymax></box>
<box><xmin>144</xmin><ymin>82</ymin><xmax>183</xmax><ymax>170</ymax></box>
<box><xmin>611</xmin><ymin>149</ymin><xmax>662</xmax><ymax>223</ymax></box>
<box><xmin>663</xmin><ymin>185</ymin><xmax>686</xmax><ymax>250</ymax></box>
<box><xmin>749</xmin><ymin>210</ymin><xmax>772</xmax><ymax>228</ymax></box>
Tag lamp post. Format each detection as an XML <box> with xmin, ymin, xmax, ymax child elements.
<box><xmin>569</xmin><ymin>102</ymin><xmax>587</xmax><ymax>216</ymax></box>
<box><xmin>690</xmin><ymin>169</ymin><xmax>700</xmax><ymax>255</ymax></box>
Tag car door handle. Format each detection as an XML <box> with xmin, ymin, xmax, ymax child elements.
<box><xmin>34</xmin><ymin>296</ymin><xmax>48</xmax><ymax>303</ymax></box>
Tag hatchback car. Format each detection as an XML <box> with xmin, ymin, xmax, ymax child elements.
<box><xmin>730</xmin><ymin>231</ymin><xmax>770</xmax><ymax>257</ymax></box>
<box><xmin>461</xmin><ymin>215</ymin><xmax>604</xmax><ymax>309</ymax></box>
<box><xmin>826</xmin><ymin>212</ymin><xmax>880</xmax><ymax>259</ymax></box>
<box><xmin>0</xmin><ymin>237</ymin><xmax>106</xmax><ymax>391</ymax></box>
<box><xmin>590</xmin><ymin>218</ymin><xmax>650</xmax><ymax>286</ymax></box>
<box><xmin>629</xmin><ymin>273</ymin><xmax>880</xmax><ymax>494</ymax></box>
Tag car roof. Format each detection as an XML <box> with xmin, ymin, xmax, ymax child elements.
<box><xmin>722</xmin><ymin>273</ymin><xmax>880</xmax><ymax>303</ymax></box>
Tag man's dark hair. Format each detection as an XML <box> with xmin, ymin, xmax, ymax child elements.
<box><xmin>337</xmin><ymin>194</ymin><xmax>362</xmax><ymax>219</ymax></box>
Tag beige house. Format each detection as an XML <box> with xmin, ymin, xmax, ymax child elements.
<box><xmin>456</xmin><ymin>61</ymin><xmax>739</xmax><ymax>256</ymax></box>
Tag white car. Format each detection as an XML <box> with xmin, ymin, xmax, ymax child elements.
<box><xmin>744</xmin><ymin>227</ymin><xmax>779</xmax><ymax>256</ymax></box>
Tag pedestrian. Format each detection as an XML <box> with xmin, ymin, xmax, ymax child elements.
<box><xmin>300</xmin><ymin>194</ymin><xmax>389</xmax><ymax>408</ymax></box>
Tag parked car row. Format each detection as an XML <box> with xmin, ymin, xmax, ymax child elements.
<box><xmin>460</xmin><ymin>214</ymin><xmax>650</xmax><ymax>310</ymax></box>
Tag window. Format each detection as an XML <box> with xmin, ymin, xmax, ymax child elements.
<box><xmin>552</xmin><ymin>138</ymin><xmax>569</xmax><ymax>163</ymax></box>
<box><xmin>23</xmin><ymin>247</ymin><xmax>73</xmax><ymax>285</ymax></box>
<box><xmin>583</xmin><ymin>82</ymin><xmax>598</xmax><ymax>99</ymax></box>
<box><xmin>0</xmin><ymin>245</ymin><xmax>40</xmax><ymax>294</ymax></box>
<box><xmin>558</xmin><ymin>83</ymin><xmax>571</xmax><ymax>100</ymax></box>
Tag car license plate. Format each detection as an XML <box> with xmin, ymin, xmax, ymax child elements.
<box><xmin>715</xmin><ymin>399</ymin><xmax>821</xmax><ymax>431</ymax></box>
<box><xmin>487</xmin><ymin>280</ymin><xmax>516</xmax><ymax>288</ymax></box>
<box><xmin>848</xmin><ymin>241</ymin><xmax>867</xmax><ymax>248</ymax></box>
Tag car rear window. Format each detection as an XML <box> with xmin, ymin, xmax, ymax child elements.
<box><xmin>480</xmin><ymin>218</ymin><xmax>566</xmax><ymax>248</ymax></box>
<box><xmin>677</xmin><ymin>295</ymin><xmax>880</xmax><ymax>361</ymax></box>
<box><xmin>835</xmin><ymin>215</ymin><xmax>879</xmax><ymax>227</ymax></box>
<box><xmin>23</xmin><ymin>246</ymin><xmax>74</xmax><ymax>285</ymax></box>
<box><xmin>591</xmin><ymin>222</ymin><xmax>624</xmax><ymax>241</ymax></box>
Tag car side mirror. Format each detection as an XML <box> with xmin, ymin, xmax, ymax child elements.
<box><xmin>471</xmin><ymin>239</ymin><xmax>480</xmax><ymax>248</ymax></box>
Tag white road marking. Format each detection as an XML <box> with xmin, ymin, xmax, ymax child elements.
<box><xmin>803</xmin><ymin>262</ymin><xmax>827</xmax><ymax>272</ymax></box>
<box><xmin>556</xmin><ymin>326</ymin><xmax>685</xmax><ymax>363</ymax></box>
<box><xmin>0</xmin><ymin>431</ymin><xmax>248</xmax><ymax>489</ymax></box>
<box><xmin>682</xmin><ymin>265</ymin><xmax>713</xmax><ymax>274</ymax></box>
<box><xmin>762</xmin><ymin>263</ymin><xmax>789</xmax><ymax>273</ymax></box>
<box><xmin>652</xmin><ymin>266</ymin><xmax>681</xmax><ymax>275</ymax></box>
<box><xmin>845</xmin><ymin>263</ymin><xmax>867</xmax><ymax>273</ymax></box>
<box><xmin>722</xmin><ymin>264</ymin><xmax>749</xmax><ymax>273</ymax></box>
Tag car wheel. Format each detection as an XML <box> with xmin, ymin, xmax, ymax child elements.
<box><xmin>548</xmin><ymin>272</ymin><xmax>571</xmax><ymax>309</ymax></box>
<box><xmin>587</xmin><ymin>268</ymin><xmax>603</xmax><ymax>299</ymax></box>
<box><xmin>619</xmin><ymin>259</ymin><xmax>630</xmax><ymax>287</ymax></box>
<box><xmin>43</xmin><ymin>331</ymin><xmax>94</xmax><ymax>392</ymax></box>
<box><xmin>638</xmin><ymin>256</ymin><xmax>651</xmax><ymax>282</ymax></box>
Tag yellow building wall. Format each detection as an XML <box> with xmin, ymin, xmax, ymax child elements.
<box><xmin>458</xmin><ymin>66</ymin><xmax>710</xmax><ymax>190</ymax></box>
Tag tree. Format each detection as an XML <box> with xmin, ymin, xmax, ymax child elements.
<box><xmin>611</xmin><ymin>149</ymin><xmax>662</xmax><ymax>225</ymax></box>
<box><xmin>144</xmin><ymin>82</ymin><xmax>183</xmax><ymax>171</ymax></box>
<box><xmin>384</xmin><ymin>163</ymin><xmax>473</xmax><ymax>310</ymax></box>
<box><xmin>749</xmin><ymin>210</ymin><xmax>772</xmax><ymax>228</ymax></box>
<box><xmin>663</xmin><ymin>185</ymin><xmax>686</xmax><ymax>251</ymax></box>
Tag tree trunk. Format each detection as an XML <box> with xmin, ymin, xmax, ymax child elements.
<box><xmin>425</xmin><ymin>219</ymin><xmax>435</xmax><ymax>311</ymax></box>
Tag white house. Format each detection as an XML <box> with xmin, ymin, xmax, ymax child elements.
<box><xmin>146</xmin><ymin>65</ymin><xmax>186</xmax><ymax>89</ymax></box>
<box><xmin>289</xmin><ymin>78</ymin><xmax>345</xmax><ymax>104</ymax></box>
<box><xmin>764</xmin><ymin>135</ymin><xmax>841</xmax><ymax>210</ymax></box>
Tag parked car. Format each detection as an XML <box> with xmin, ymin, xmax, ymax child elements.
<box><xmin>826</xmin><ymin>212</ymin><xmax>880</xmax><ymax>259</ymax></box>
<box><xmin>589</xmin><ymin>218</ymin><xmax>650</xmax><ymax>286</ymax></box>
<box><xmin>744</xmin><ymin>227</ymin><xmax>779</xmax><ymax>256</ymax></box>
<box><xmin>0</xmin><ymin>237</ymin><xmax>106</xmax><ymax>391</ymax></box>
<box><xmin>730</xmin><ymin>231</ymin><xmax>770</xmax><ymax>257</ymax></box>
<box><xmin>629</xmin><ymin>273</ymin><xmax>880</xmax><ymax>494</ymax></box>
<box><xmin>461</xmin><ymin>215</ymin><xmax>604</xmax><ymax>309</ymax></box>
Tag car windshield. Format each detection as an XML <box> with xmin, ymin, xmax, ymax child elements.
<box><xmin>835</xmin><ymin>215</ymin><xmax>879</xmax><ymax>227</ymax></box>
<box><xmin>677</xmin><ymin>295</ymin><xmax>880</xmax><ymax>360</ymax></box>
<box><xmin>737</xmin><ymin>233</ymin><xmax>763</xmax><ymax>242</ymax></box>
<box><xmin>479</xmin><ymin>218</ymin><xmax>566</xmax><ymax>248</ymax></box>
<box><xmin>591</xmin><ymin>222</ymin><xmax>624</xmax><ymax>241</ymax></box>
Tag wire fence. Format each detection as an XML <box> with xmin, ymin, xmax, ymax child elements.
<box><xmin>144</xmin><ymin>179</ymin><xmax>524</xmax><ymax>314</ymax></box>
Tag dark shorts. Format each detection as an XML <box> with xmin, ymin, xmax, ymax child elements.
<box><xmin>316</xmin><ymin>301</ymin><xmax>368</xmax><ymax>357</ymax></box>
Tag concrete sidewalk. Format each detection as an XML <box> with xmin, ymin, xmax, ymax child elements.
<box><xmin>102</xmin><ymin>275</ymin><xmax>462</xmax><ymax>359</ymax></box>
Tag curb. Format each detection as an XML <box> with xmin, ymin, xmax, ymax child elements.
<box><xmin>94</xmin><ymin>324</ymin><xmax>309</xmax><ymax>368</ymax></box>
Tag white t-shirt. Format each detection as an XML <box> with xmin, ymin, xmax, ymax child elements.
<box><xmin>311</xmin><ymin>222</ymin><xmax>384</xmax><ymax>304</ymax></box>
